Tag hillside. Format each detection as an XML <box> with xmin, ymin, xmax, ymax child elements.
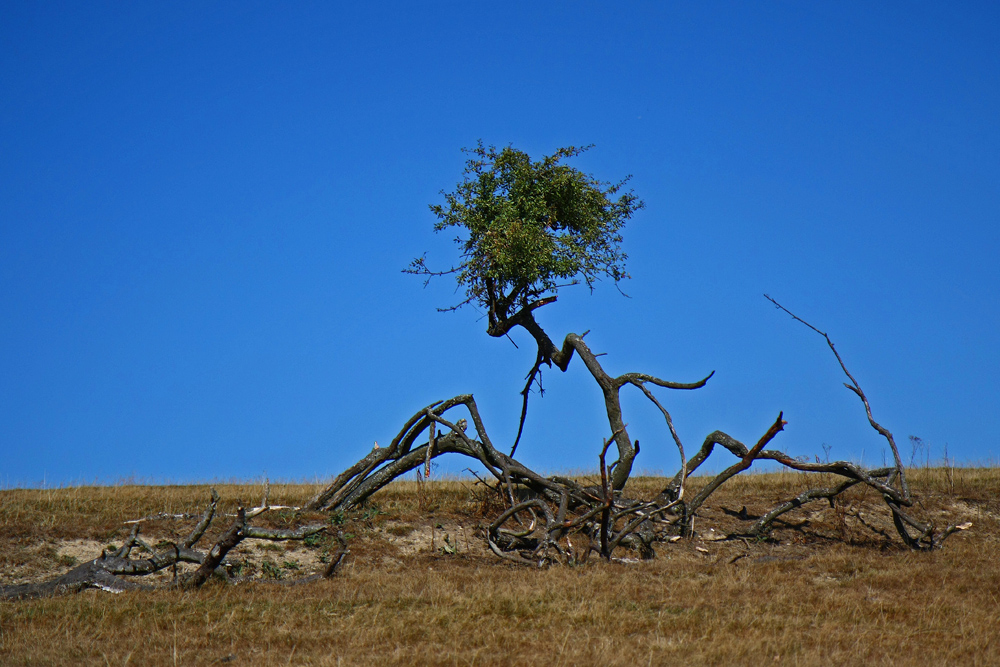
<box><xmin>1</xmin><ymin>469</ymin><xmax>998</xmax><ymax>665</ymax></box>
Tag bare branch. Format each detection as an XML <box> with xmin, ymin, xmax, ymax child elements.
<box><xmin>182</xmin><ymin>488</ymin><xmax>219</xmax><ymax>548</ymax></box>
<box><xmin>749</xmin><ymin>477</ymin><xmax>870</xmax><ymax>535</ymax></box>
<box><xmin>510</xmin><ymin>351</ymin><xmax>544</xmax><ymax>457</ymax></box>
<box><xmin>244</xmin><ymin>524</ymin><xmax>327</xmax><ymax>540</ymax></box>
<box><xmin>629</xmin><ymin>381</ymin><xmax>687</xmax><ymax>501</ymax></box>
<box><xmin>177</xmin><ymin>507</ymin><xmax>246</xmax><ymax>590</ymax></box>
<box><xmin>614</xmin><ymin>370</ymin><xmax>715</xmax><ymax>391</ymax></box>
<box><xmin>765</xmin><ymin>294</ymin><xmax>909</xmax><ymax>500</ymax></box>
<box><xmin>683</xmin><ymin>414</ymin><xmax>787</xmax><ymax>526</ymax></box>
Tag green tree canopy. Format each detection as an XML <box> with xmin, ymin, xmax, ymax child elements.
<box><xmin>408</xmin><ymin>142</ymin><xmax>643</xmax><ymax>338</ymax></box>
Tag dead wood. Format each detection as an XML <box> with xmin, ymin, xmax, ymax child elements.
<box><xmin>0</xmin><ymin>491</ymin><xmax>334</xmax><ymax>601</ymax></box>
<box><xmin>3</xmin><ymin>299</ymin><xmax>970</xmax><ymax>600</ymax></box>
<box><xmin>306</xmin><ymin>297</ymin><xmax>966</xmax><ymax>563</ymax></box>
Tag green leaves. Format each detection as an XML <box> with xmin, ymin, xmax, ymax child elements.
<box><xmin>408</xmin><ymin>142</ymin><xmax>643</xmax><ymax>334</ymax></box>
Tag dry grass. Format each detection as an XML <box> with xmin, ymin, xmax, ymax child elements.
<box><xmin>2</xmin><ymin>469</ymin><xmax>999</xmax><ymax>665</ymax></box>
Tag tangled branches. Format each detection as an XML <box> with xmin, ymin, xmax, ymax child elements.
<box><xmin>307</xmin><ymin>298</ymin><xmax>968</xmax><ymax>564</ymax></box>
<box><xmin>2</xmin><ymin>300</ymin><xmax>969</xmax><ymax>601</ymax></box>
<box><xmin>0</xmin><ymin>488</ymin><xmax>346</xmax><ymax>601</ymax></box>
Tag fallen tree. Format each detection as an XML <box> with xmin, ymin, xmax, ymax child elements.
<box><xmin>0</xmin><ymin>487</ymin><xmax>348</xmax><ymax>601</ymax></box>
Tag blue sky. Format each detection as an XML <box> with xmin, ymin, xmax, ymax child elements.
<box><xmin>2</xmin><ymin>2</ymin><xmax>998</xmax><ymax>487</ymax></box>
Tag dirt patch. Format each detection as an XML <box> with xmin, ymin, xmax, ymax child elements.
<box><xmin>56</xmin><ymin>539</ymin><xmax>106</xmax><ymax>565</ymax></box>
<box><xmin>377</xmin><ymin>521</ymin><xmax>484</xmax><ymax>557</ymax></box>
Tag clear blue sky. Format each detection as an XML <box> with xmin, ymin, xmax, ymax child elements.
<box><xmin>2</xmin><ymin>2</ymin><xmax>998</xmax><ymax>487</ymax></box>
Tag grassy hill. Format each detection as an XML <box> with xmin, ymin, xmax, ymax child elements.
<box><xmin>2</xmin><ymin>468</ymin><xmax>998</xmax><ymax>665</ymax></box>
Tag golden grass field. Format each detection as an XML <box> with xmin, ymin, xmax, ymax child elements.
<box><xmin>1</xmin><ymin>468</ymin><xmax>998</xmax><ymax>665</ymax></box>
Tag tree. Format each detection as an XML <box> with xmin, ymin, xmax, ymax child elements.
<box><xmin>407</xmin><ymin>142</ymin><xmax>641</xmax><ymax>344</ymax></box>
<box><xmin>306</xmin><ymin>142</ymin><xmax>965</xmax><ymax>553</ymax></box>
<box><xmin>408</xmin><ymin>143</ymin><xmax>676</xmax><ymax>475</ymax></box>
<box><xmin>4</xmin><ymin>145</ymin><xmax>969</xmax><ymax>601</ymax></box>
<box><xmin>353</xmin><ymin>142</ymin><xmax>962</xmax><ymax>552</ymax></box>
